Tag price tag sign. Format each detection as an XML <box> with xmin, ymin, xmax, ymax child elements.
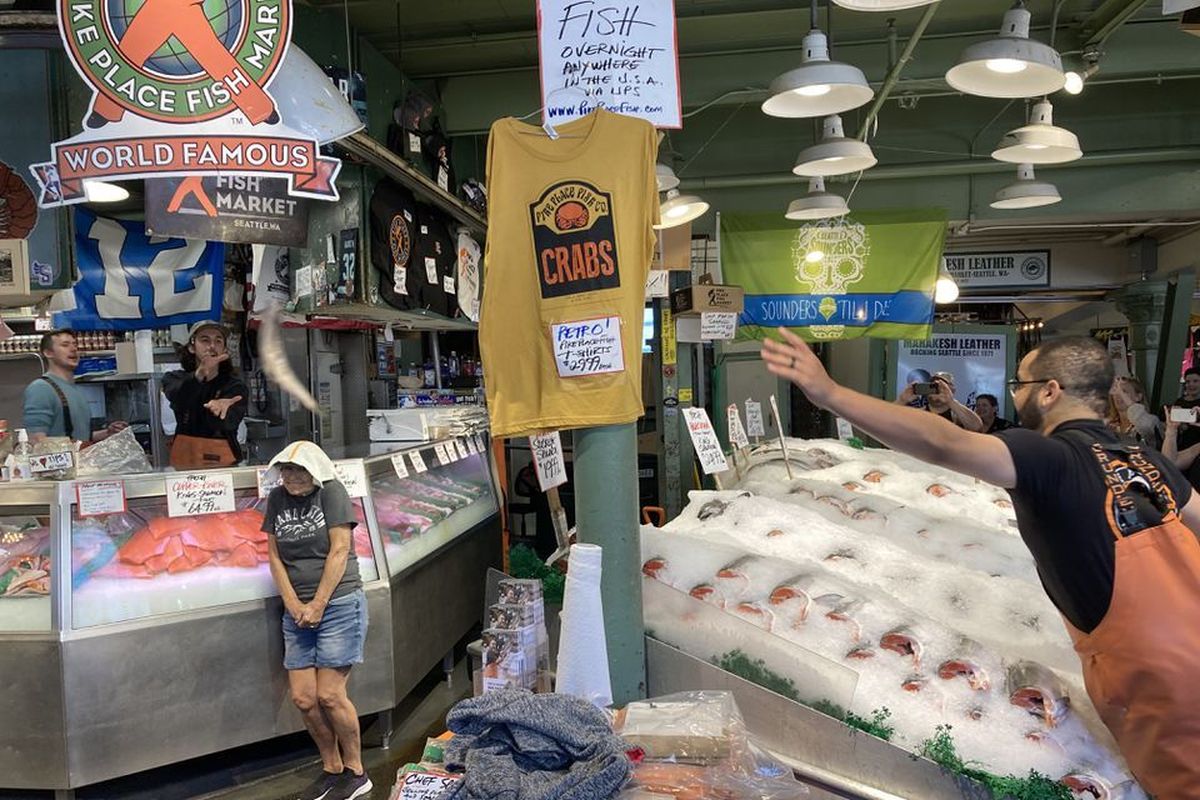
<box><xmin>530</xmin><ymin>431</ymin><xmax>567</xmax><ymax>491</ymax></box>
<box><xmin>166</xmin><ymin>472</ymin><xmax>236</xmax><ymax>518</ymax></box>
<box><xmin>727</xmin><ymin>404</ymin><xmax>750</xmax><ymax>449</ymax></box>
<box><xmin>333</xmin><ymin>459</ymin><xmax>368</xmax><ymax>498</ymax></box>
<box><xmin>745</xmin><ymin>400</ymin><xmax>765</xmax><ymax>437</ymax></box>
<box><xmin>700</xmin><ymin>311</ymin><xmax>738</xmax><ymax>341</ymax></box>
<box><xmin>835</xmin><ymin>417</ymin><xmax>855</xmax><ymax>441</ymax></box>
<box><xmin>29</xmin><ymin>450</ymin><xmax>74</xmax><ymax>475</ymax></box>
<box><xmin>551</xmin><ymin>316</ymin><xmax>624</xmax><ymax>378</ymax></box>
<box><xmin>464</xmin><ymin>436</ymin><xmax>478</xmax><ymax>455</ymax></box>
<box><xmin>397</xmin><ymin>771</ymin><xmax>461</xmax><ymax>800</ymax></box>
<box><xmin>645</xmin><ymin>270</ymin><xmax>669</xmax><ymax>299</ymax></box>
<box><xmin>76</xmin><ymin>480</ymin><xmax>126</xmax><ymax>517</ymax></box>
<box><xmin>424</xmin><ymin>257</ymin><xmax>438</xmax><ymax>284</ymax></box>
<box><xmin>256</xmin><ymin>467</ymin><xmax>282</xmax><ymax>498</ymax></box>
<box><xmin>409</xmin><ymin>450</ymin><xmax>428</xmax><ymax>473</ymax></box>
<box><xmin>434</xmin><ymin>442</ymin><xmax>452</xmax><ymax>466</ymax></box>
<box><xmin>682</xmin><ymin>407</ymin><xmax>729</xmax><ymax>475</ymax></box>
<box><xmin>474</xmin><ymin>434</ymin><xmax>486</xmax><ymax>453</ymax></box>
<box><xmin>391</xmin><ymin>453</ymin><xmax>410</xmax><ymax>479</ymax></box>
<box><xmin>455</xmin><ymin>439</ymin><xmax>470</xmax><ymax>460</ymax></box>
<box><xmin>34</xmin><ymin>316</ymin><xmax>54</xmax><ymax>332</ymax></box>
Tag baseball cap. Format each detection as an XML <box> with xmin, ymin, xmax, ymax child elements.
<box><xmin>188</xmin><ymin>320</ymin><xmax>228</xmax><ymax>340</ymax></box>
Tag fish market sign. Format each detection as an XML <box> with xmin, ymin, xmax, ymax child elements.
<box><xmin>145</xmin><ymin>176</ymin><xmax>309</xmax><ymax>247</ymax></box>
<box><xmin>943</xmin><ymin>250</ymin><xmax>1051</xmax><ymax>291</ymax></box>
<box><xmin>30</xmin><ymin>0</ymin><xmax>342</xmax><ymax>206</ymax></box>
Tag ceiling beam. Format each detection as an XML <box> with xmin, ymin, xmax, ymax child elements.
<box><xmin>856</xmin><ymin>2</ymin><xmax>940</xmax><ymax>141</ymax></box>
<box><xmin>1079</xmin><ymin>0</ymin><xmax>1151</xmax><ymax>48</ymax></box>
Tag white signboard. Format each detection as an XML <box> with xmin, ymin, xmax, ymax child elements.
<box><xmin>745</xmin><ymin>400</ymin><xmax>765</xmax><ymax>438</ymax></box>
<box><xmin>726</xmin><ymin>404</ymin><xmax>749</xmax><ymax>449</ymax></box>
<box><xmin>835</xmin><ymin>417</ymin><xmax>854</xmax><ymax>441</ymax></box>
<box><xmin>645</xmin><ymin>270</ymin><xmax>669</xmax><ymax>299</ymax></box>
<box><xmin>333</xmin><ymin>460</ymin><xmax>368</xmax><ymax>498</ymax></box>
<box><xmin>76</xmin><ymin>480</ymin><xmax>126</xmax><ymax>517</ymax></box>
<box><xmin>29</xmin><ymin>450</ymin><xmax>73</xmax><ymax>475</ymax></box>
<box><xmin>551</xmin><ymin>316</ymin><xmax>625</xmax><ymax>378</ymax></box>
<box><xmin>530</xmin><ymin>432</ymin><xmax>568</xmax><ymax>491</ymax></box>
<box><xmin>391</xmin><ymin>453</ymin><xmax>410</xmax><ymax>479</ymax></box>
<box><xmin>683</xmin><ymin>407</ymin><xmax>729</xmax><ymax>474</ymax></box>
<box><xmin>166</xmin><ymin>472</ymin><xmax>236</xmax><ymax>518</ymax></box>
<box><xmin>474</xmin><ymin>434</ymin><xmax>486</xmax><ymax>453</ymax></box>
<box><xmin>943</xmin><ymin>251</ymin><xmax>1050</xmax><ymax>290</ymax></box>
<box><xmin>435</xmin><ymin>442</ymin><xmax>452</xmax><ymax>466</ymax></box>
<box><xmin>537</xmin><ymin>0</ymin><xmax>682</xmax><ymax>129</ymax></box>
<box><xmin>895</xmin><ymin>333</ymin><xmax>1009</xmax><ymax>418</ymax></box>
<box><xmin>409</xmin><ymin>450</ymin><xmax>428</xmax><ymax>473</ymax></box>
<box><xmin>700</xmin><ymin>311</ymin><xmax>738</xmax><ymax>341</ymax></box>
<box><xmin>455</xmin><ymin>439</ymin><xmax>470</xmax><ymax>460</ymax></box>
<box><xmin>397</xmin><ymin>771</ymin><xmax>462</xmax><ymax>800</ymax></box>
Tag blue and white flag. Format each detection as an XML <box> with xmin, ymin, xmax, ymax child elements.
<box><xmin>53</xmin><ymin>209</ymin><xmax>224</xmax><ymax>331</ymax></box>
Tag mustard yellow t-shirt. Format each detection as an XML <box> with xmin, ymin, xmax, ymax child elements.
<box><xmin>480</xmin><ymin>109</ymin><xmax>659</xmax><ymax>438</ymax></box>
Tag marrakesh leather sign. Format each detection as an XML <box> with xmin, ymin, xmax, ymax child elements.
<box><xmin>31</xmin><ymin>0</ymin><xmax>342</xmax><ymax>206</ymax></box>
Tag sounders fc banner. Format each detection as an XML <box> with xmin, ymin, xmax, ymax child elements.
<box><xmin>722</xmin><ymin>210</ymin><xmax>947</xmax><ymax>341</ymax></box>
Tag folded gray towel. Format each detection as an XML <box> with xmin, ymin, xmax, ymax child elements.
<box><xmin>440</xmin><ymin>689</ymin><xmax>630</xmax><ymax>800</ymax></box>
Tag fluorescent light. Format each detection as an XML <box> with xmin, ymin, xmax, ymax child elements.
<box><xmin>762</xmin><ymin>30</ymin><xmax>874</xmax><ymax>118</ymax></box>
<box><xmin>832</xmin><ymin>0</ymin><xmax>939</xmax><ymax>9</ymax></box>
<box><xmin>991</xmin><ymin>163</ymin><xmax>1062</xmax><ymax>209</ymax></box>
<box><xmin>793</xmin><ymin>115</ymin><xmax>878</xmax><ymax>177</ymax></box>
<box><xmin>83</xmin><ymin>180</ymin><xmax>129</xmax><ymax>203</ymax></box>
<box><xmin>656</xmin><ymin>163</ymin><xmax>680</xmax><ymax>192</ymax></box>
<box><xmin>785</xmin><ymin>177</ymin><xmax>850</xmax><ymax>221</ymax></box>
<box><xmin>945</xmin><ymin>4</ymin><xmax>1065</xmax><ymax>99</ymax></box>
<box><xmin>656</xmin><ymin>189</ymin><xmax>710</xmax><ymax>229</ymax></box>
<box><xmin>935</xmin><ymin>273</ymin><xmax>960</xmax><ymax>304</ymax></box>
<box><xmin>992</xmin><ymin>101</ymin><xmax>1082</xmax><ymax>164</ymax></box>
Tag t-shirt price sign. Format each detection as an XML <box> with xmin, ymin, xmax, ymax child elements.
<box><xmin>166</xmin><ymin>472</ymin><xmax>236</xmax><ymax>518</ymax></box>
<box><xmin>333</xmin><ymin>460</ymin><xmax>368</xmax><ymax>498</ymax></box>
<box><xmin>682</xmin><ymin>407</ymin><xmax>729</xmax><ymax>474</ymax></box>
<box><xmin>551</xmin><ymin>316</ymin><xmax>625</xmax><ymax>378</ymax></box>
<box><xmin>530</xmin><ymin>431</ymin><xmax>568</xmax><ymax>491</ymax></box>
<box><xmin>745</xmin><ymin>400</ymin><xmax>766</xmax><ymax>438</ymax></box>
<box><xmin>537</xmin><ymin>0</ymin><xmax>682</xmax><ymax>129</ymax></box>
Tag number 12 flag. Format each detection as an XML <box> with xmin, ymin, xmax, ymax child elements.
<box><xmin>52</xmin><ymin>209</ymin><xmax>225</xmax><ymax>331</ymax></box>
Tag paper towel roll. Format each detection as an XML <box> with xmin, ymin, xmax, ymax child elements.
<box><xmin>554</xmin><ymin>543</ymin><xmax>613</xmax><ymax>708</ymax></box>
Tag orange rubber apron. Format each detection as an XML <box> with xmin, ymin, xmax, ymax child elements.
<box><xmin>1063</xmin><ymin>444</ymin><xmax>1200</xmax><ymax>798</ymax></box>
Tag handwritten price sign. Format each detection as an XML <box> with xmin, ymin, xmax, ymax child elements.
<box><xmin>745</xmin><ymin>400</ymin><xmax>765</xmax><ymax>437</ymax></box>
<box><xmin>166</xmin><ymin>472</ymin><xmax>236</xmax><ymax>518</ymax></box>
<box><xmin>727</xmin><ymin>404</ymin><xmax>750</xmax><ymax>449</ymax></box>
<box><xmin>530</xmin><ymin>431</ymin><xmax>568</xmax><ymax>491</ymax></box>
<box><xmin>682</xmin><ymin>407</ymin><xmax>729</xmax><ymax>475</ymax></box>
<box><xmin>398</xmin><ymin>771</ymin><xmax>461</xmax><ymax>800</ymax></box>
<box><xmin>551</xmin><ymin>316</ymin><xmax>625</xmax><ymax>378</ymax></box>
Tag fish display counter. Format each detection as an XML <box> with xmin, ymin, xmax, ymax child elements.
<box><xmin>0</xmin><ymin>435</ymin><xmax>501</xmax><ymax>792</ymax></box>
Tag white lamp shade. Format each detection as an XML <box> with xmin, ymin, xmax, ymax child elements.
<box><xmin>762</xmin><ymin>30</ymin><xmax>874</xmax><ymax>118</ymax></box>
<box><xmin>833</xmin><ymin>0</ymin><xmax>939</xmax><ymax>9</ymax></box>
<box><xmin>656</xmin><ymin>190</ymin><xmax>710</xmax><ymax>229</ymax></box>
<box><xmin>271</xmin><ymin>46</ymin><xmax>365</xmax><ymax>144</ymax></box>
<box><xmin>785</xmin><ymin>177</ymin><xmax>850</xmax><ymax>220</ymax></box>
<box><xmin>656</xmin><ymin>163</ymin><xmax>680</xmax><ymax>192</ymax></box>
<box><xmin>991</xmin><ymin>163</ymin><xmax>1062</xmax><ymax>209</ymax></box>
<box><xmin>945</xmin><ymin>6</ymin><xmax>1065</xmax><ymax>99</ymax></box>
<box><xmin>793</xmin><ymin>115</ymin><xmax>878</xmax><ymax>176</ymax></box>
<box><xmin>935</xmin><ymin>273</ymin><xmax>960</xmax><ymax>304</ymax></box>
<box><xmin>992</xmin><ymin>101</ymin><xmax>1082</xmax><ymax>164</ymax></box>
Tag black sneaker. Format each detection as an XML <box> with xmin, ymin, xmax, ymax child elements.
<box><xmin>326</xmin><ymin>769</ymin><xmax>372</xmax><ymax>800</ymax></box>
<box><xmin>297</xmin><ymin>770</ymin><xmax>342</xmax><ymax>800</ymax></box>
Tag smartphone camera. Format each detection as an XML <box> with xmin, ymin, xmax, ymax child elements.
<box><xmin>1169</xmin><ymin>406</ymin><xmax>1197</xmax><ymax>424</ymax></box>
<box><xmin>913</xmin><ymin>383</ymin><xmax>936</xmax><ymax>397</ymax></box>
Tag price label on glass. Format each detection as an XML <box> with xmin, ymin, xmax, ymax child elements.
<box><xmin>391</xmin><ymin>452</ymin><xmax>410</xmax><ymax>479</ymax></box>
<box><xmin>409</xmin><ymin>450</ymin><xmax>428</xmax><ymax>473</ymax></box>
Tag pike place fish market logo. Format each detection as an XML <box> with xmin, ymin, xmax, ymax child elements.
<box><xmin>389</xmin><ymin>213</ymin><xmax>411</xmax><ymax>269</ymax></box>
<box><xmin>530</xmin><ymin>180</ymin><xmax>620</xmax><ymax>299</ymax></box>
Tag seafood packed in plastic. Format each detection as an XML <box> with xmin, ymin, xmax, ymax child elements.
<box><xmin>641</xmin><ymin>438</ymin><xmax>1142</xmax><ymax>800</ymax></box>
<box><xmin>0</xmin><ymin>520</ymin><xmax>51</xmax><ymax>596</ymax></box>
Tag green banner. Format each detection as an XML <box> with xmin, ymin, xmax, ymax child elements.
<box><xmin>722</xmin><ymin>209</ymin><xmax>947</xmax><ymax>341</ymax></box>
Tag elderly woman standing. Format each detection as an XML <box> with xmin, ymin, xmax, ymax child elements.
<box><xmin>262</xmin><ymin>441</ymin><xmax>372</xmax><ymax>800</ymax></box>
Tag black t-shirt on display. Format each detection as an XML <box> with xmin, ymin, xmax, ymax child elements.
<box><xmin>414</xmin><ymin>204</ymin><xmax>457</xmax><ymax>318</ymax></box>
<box><xmin>996</xmin><ymin>419</ymin><xmax>1192</xmax><ymax>633</ymax></box>
<box><xmin>369</xmin><ymin>179</ymin><xmax>421</xmax><ymax>311</ymax></box>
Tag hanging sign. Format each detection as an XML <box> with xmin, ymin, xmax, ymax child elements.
<box><xmin>943</xmin><ymin>250</ymin><xmax>1050</xmax><ymax>290</ymax></box>
<box><xmin>682</xmin><ymin>407</ymin><xmax>729</xmax><ymax>474</ymax></box>
<box><xmin>745</xmin><ymin>399</ymin><xmax>765</xmax><ymax>438</ymax></box>
<box><xmin>645</xmin><ymin>270</ymin><xmax>669</xmax><ymax>299</ymax></box>
<box><xmin>530</xmin><ymin>431</ymin><xmax>568</xmax><ymax>490</ymax></box>
<box><xmin>722</xmin><ymin>211</ymin><xmax>946</xmax><ymax>341</ymax></box>
<box><xmin>332</xmin><ymin>459</ymin><xmax>368</xmax><ymax>498</ymax></box>
<box><xmin>536</xmin><ymin>0</ymin><xmax>682</xmax><ymax>129</ymax></box>
<box><xmin>726</xmin><ymin>404</ymin><xmax>749</xmax><ymax>449</ymax></box>
<box><xmin>30</xmin><ymin>0</ymin><xmax>349</xmax><ymax>208</ymax></box>
<box><xmin>894</xmin><ymin>333</ymin><xmax>1009</xmax><ymax>418</ymax></box>
<box><xmin>166</xmin><ymin>472</ymin><xmax>235</xmax><ymax>517</ymax></box>
<box><xmin>145</xmin><ymin>176</ymin><xmax>310</xmax><ymax>247</ymax></box>
<box><xmin>551</xmin><ymin>316</ymin><xmax>625</xmax><ymax>377</ymax></box>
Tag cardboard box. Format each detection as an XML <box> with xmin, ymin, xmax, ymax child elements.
<box><xmin>670</xmin><ymin>275</ymin><xmax>744</xmax><ymax>316</ymax></box>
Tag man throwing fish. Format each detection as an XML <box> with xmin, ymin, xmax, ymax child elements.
<box><xmin>762</xmin><ymin>329</ymin><xmax>1200</xmax><ymax>799</ymax></box>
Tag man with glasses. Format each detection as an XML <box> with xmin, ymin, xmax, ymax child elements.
<box><xmin>761</xmin><ymin>330</ymin><xmax>1200</xmax><ymax>797</ymax></box>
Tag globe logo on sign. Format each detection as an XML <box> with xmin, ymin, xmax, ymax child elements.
<box><xmin>1020</xmin><ymin>255</ymin><xmax>1047</xmax><ymax>281</ymax></box>
<box><xmin>105</xmin><ymin>0</ymin><xmax>245</xmax><ymax>80</ymax></box>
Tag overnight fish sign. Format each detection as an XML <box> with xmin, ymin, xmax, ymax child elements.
<box><xmin>31</xmin><ymin>0</ymin><xmax>346</xmax><ymax>206</ymax></box>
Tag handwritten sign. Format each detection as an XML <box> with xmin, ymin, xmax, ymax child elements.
<box><xmin>700</xmin><ymin>312</ymin><xmax>738</xmax><ymax>341</ymax></box>
<box><xmin>166</xmin><ymin>472</ymin><xmax>235</xmax><ymax>518</ymax></box>
<box><xmin>464</xmin><ymin>436</ymin><xmax>479</xmax><ymax>455</ymax></box>
<box><xmin>645</xmin><ymin>269</ymin><xmax>669</xmax><ymax>299</ymax></box>
<box><xmin>682</xmin><ymin>407</ymin><xmax>729</xmax><ymax>474</ymax></box>
<box><xmin>29</xmin><ymin>450</ymin><xmax>74</xmax><ymax>475</ymax></box>
<box><xmin>836</xmin><ymin>417</ymin><xmax>855</xmax><ymax>441</ymax></box>
<box><xmin>391</xmin><ymin>452</ymin><xmax>410</xmax><ymax>479</ymax></box>
<box><xmin>333</xmin><ymin>460</ymin><xmax>368</xmax><ymax>498</ymax></box>
<box><xmin>727</xmin><ymin>404</ymin><xmax>750</xmax><ymax>449</ymax></box>
<box><xmin>474</xmin><ymin>434</ymin><xmax>487</xmax><ymax>453</ymax></box>
<box><xmin>530</xmin><ymin>432</ymin><xmax>568</xmax><ymax>490</ymax></box>
<box><xmin>256</xmin><ymin>467</ymin><xmax>282</xmax><ymax>498</ymax></box>
<box><xmin>551</xmin><ymin>316</ymin><xmax>624</xmax><ymax>378</ymax></box>
<box><xmin>76</xmin><ymin>480</ymin><xmax>126</xmax><ymax>517</ymax></box>
<box><xmin>537</xmin><ymin>0</ymin><xmax>681</xmax><ymax>129</ymax></box>
<box><xmin>409</xmin><ymin>450</ymin><xmax>428</xmax><ymax>473</ymax></box>
<box><xmin>397</xmin><ymin>771</ymin><xmax>461</xmax><ymax>800</ymax></box>
<box><xmin>745</xmin><ymin>400</ymin><xmax>765</xmax><ymax>438</ymax></box>
<box><xmin>455</xmin><ymin>439</ymin><xmax>470</xmax><ymax>460</ymax></box>
<box><xmin>435</xmin><ymin>442</ymin><xmax>453</xmax><ymax>466</ymax></box>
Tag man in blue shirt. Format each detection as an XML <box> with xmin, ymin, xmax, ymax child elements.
<box><xmin>22</xmin><ymin>330</ymin><xmax>123</xmax><ymax>443</ymax></box>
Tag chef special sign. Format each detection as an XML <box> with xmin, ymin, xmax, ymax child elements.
<box><xmin>943</xmin><ymin>250</ymin><xmax>1051</xmax><ymax>291</ymax></box>
<box><xmin>31</xmin><ymin>0</ymin><xmax>344</xmax><ymax>206</ymax></box>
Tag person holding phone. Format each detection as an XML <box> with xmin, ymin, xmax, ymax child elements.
<box><xmin>1108</xmin><ymin>377</ymin><xmax>1162</xmax><ymax>447</ymax></box>
<box><xmin>895</xmin><ymin>371</ymin><xmax>984</xmax><ymax>432</ymax></box>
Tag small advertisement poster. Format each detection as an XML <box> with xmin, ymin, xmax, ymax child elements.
<box><xmin>943</xmin><ymin>250</ymin><xmax>1051</xmax><ymax>291</ymax></box>
<box><xmin>145</xmin><ymin>176</ymin><xmax>310</xmax><ymax>247</ymax></box>
<box><xmin>895</xmin><ymin>333</ymin><xmax>1009</xmax><ymax>418</ymax></box>
<box><xmin>536</xmin><ymin>0</ymin><xmax>682</xmax><ymax>129</ymax></box>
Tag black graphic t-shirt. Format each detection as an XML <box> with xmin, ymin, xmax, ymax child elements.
<box><xmin>369</xmin><ymin>179</ymin><xmax>420</xmax><ymax>311</ymax></box>
<box><xmin>262</xmin><ymin>480</ymin><xmax>360</xmax><ymax>603</ymax></box>
<box><xmin>996</xmin><ymin>419</ymin><xmax>1192</xmax><ymax>632</ymax></box>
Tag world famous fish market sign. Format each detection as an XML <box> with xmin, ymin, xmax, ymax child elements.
<box><xmin>30</xmin><ymin>0</ymin><xmax>343</xmax><ymax>206</ymax></box>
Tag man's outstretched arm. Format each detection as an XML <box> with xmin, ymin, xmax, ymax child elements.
<box><xmin>761</xmin><ymin>328</ymin><xmax>1018</xmax><ymax>489</ymax></box>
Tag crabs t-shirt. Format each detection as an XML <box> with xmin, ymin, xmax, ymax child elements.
<box><xmin>479</xmin><ymin>108</ymin><xmax>659</xmax><ymax>437</ymax></box>
<box><xmin>262</xmin><ymin>480</ymin><xmax>360</xmax><ymax>603</ymax></box>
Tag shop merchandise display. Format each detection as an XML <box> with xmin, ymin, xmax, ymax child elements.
<box><xmin>416</xmin><ymin>204</ymin><xmax>459</xmax><ymax>318</ymax></box>
<box><xmin>0</xmin><ymin>519</ymin><xmax>51</xmax><ymax>596</ymax></box>
<box><xmin>480</xmin><ymin>577</ymin><xmax>550</xmax><ymax>695</ymax></box>
<box><xmin>641</xmin><ymin>439</ymin><xmax>1139</xmax><ymax>798</ymax></box>
<box><xmin>370</xmin><ymin>179</ymin><xmax>422</xmax><ymax>311</ymax></box>
<box><xmin>479</xmin><ymin>108</ymin><xmax>660</xmax><ymax>437</ymax></box>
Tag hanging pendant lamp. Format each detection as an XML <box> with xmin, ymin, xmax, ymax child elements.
<box><xmin>656</xmin><ymin>189</ymin><xmax>710</xmax><ymax>229</ymax></box>
<box><xmin>833</xmin><ymin>0</ymin><xmax>938</xmax><ymax>10</ymax></box>
<box><xmin>992</xmin><ymin>100</ymin><xmax>1081</xmax><ymax>164</ymax></box>
<box><xmin>785</xmin><ymin>177</ymin><xmax>850</xmax><ymax>220</ymax></box>
<box><xmin>991</xmin><ymin>163</ymin><xmax>1061</xmax><ymax>209</ymax></box>
<box><xmin>656</xmin><ymin>163</ymin><xmax>680</xmax><ymax>192</ymax></box>
<box><xmin>945</xmin><ymin>2</ymin><xmax>1064</xmax><ymax>99</ymax></box>
<box><xmin>793</xmin><ymin>115</ymin><xmax>877</xmax><ymax>177</ymax></box>
<box><xmin>762</xmin><ymin>0</ymin><xmax>874</xmax><ymax>118</ymax></box>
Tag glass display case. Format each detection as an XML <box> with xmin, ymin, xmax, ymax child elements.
<box><xmin>0</xmin><ymin>487</ymin><xmax>55</xmax><ymax>632</ymax></box>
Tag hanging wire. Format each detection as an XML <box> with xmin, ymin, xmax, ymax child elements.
<box><xmin>678</xmin><ymin>101</ymin><xmax>748</xmax><ymax>175</ymax></box>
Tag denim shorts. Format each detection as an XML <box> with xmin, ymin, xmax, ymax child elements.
<box><xmin>282</xmin><ymin>588</ymin><xmax>368</xmax><ymax>670</ymax></box>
